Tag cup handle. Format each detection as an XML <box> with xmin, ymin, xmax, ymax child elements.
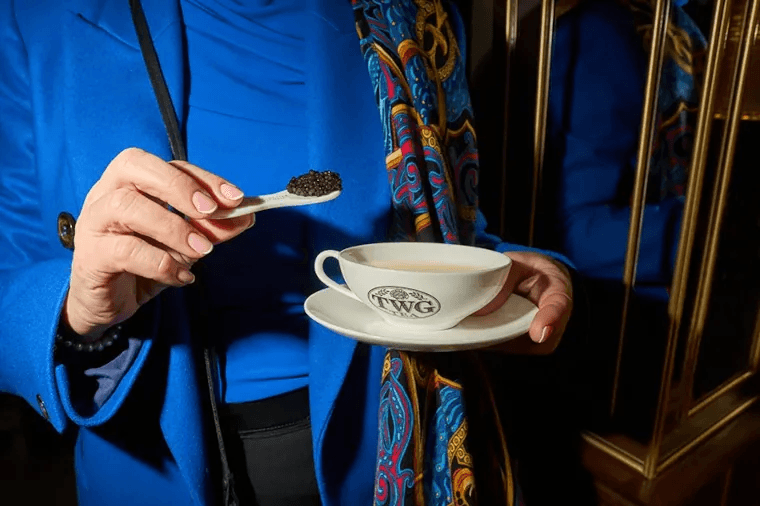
<box><xmin>314</xmin><ymin>250</ymin><xmax>362</xmax><ymax>303</ymax></box>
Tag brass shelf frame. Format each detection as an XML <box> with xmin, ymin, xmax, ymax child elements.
<box><xmin>497</xmin><ymin>0</ymin><xmax>760</xmax><ymax>483</ymax></box>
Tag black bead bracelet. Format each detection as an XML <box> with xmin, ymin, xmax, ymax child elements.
<box><xmin>55</xmin><ymin>324</ymin><xmax>123</xmax><ymax>353</ymax></box>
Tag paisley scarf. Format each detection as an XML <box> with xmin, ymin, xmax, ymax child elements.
<box><xmin>352</xmin><ymin>1</ymin><xmax>520</xmax><ymax>504</ymax></box>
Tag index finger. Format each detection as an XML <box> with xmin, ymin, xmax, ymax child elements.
<box><xmin>95</xmin><ymin>148</ymin><xmax>244</xmax><ymax>220</ymax></box>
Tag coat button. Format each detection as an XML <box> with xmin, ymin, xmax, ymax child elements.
<box><xmin>36</xmin><ymin>394</ymin><xmax>49</xmax><ymax>422</ymax></box>
<box><xmin>57</xmin><ymin>212</ymin><xmax>76</xmax><ymax>250</ymax></box>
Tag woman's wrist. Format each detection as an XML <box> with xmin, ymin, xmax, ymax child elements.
<box><xmin>58</xmin><ymin>294</ymin><xmax>123</xmax><ymax>352</ymax></box>
<box><xmin>61</xmin><ymin>291</ymin><xmax>111</xmax><ymax>340</ymax></box>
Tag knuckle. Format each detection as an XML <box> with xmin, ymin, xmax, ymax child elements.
<box><xmin>179</xmin><ymin>253</ymin><xmax>196</xmax><ymax>267</ymax></box>
<box><xmin>106</xmin><ymin>147</ymin><xmax>145</xmax><ymax>177</ymax></box>
<box><xmin>205</xmin><ymin>173</ymin><xmax>225</xmax><ymax>189</ymax></box>
<box><xmin>164</xmin><ymin>167</ymin><xmax>191</xmax><ymax>193</ymax></box>
<box><xmin>118</xmin><ymin>147</ymin><xmax>146</xmax><ymax>167</ymax></box>
<box><xmin>82</xmin><ymin>184</ymin><xmax>102</xmax><ymax>210</ymax></box>
<box><xmin>155</xmin><ymin>252</ymin><xmax>176</xmax><ymax>279</ymax></box>
<box><xmin>172</xmin><ymin>160</ymin><xmax>216</xmax><ymax>182</ymax></box>
<box><xmin>168</xmin><ymin>216</ymin><xmax>192</xmax><ymax>244</ymax></box>
<box><xmin>107</xmin><ymin>187</ymin><xmax>138</xmax><ymax>216</ymax></box>
<box><xmin>71</xmin><ymin>255</ymin><xmax>91</xmax><ymax>280</ymax></box>
<box><xmin>112</xmin><ymin>236</ymin><xmax>138</xmax><ymax>263</ymax></box>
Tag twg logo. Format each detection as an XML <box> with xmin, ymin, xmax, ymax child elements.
<box><xmin>367</xmin><ymin>286</ymin><xmax>441</xmax><ymax>319</ymax></box>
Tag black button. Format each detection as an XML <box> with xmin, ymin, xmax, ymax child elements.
<box><xmin>36</xmin><ymin>394</ymin><xmax>49</xmax><ymax>421</ymax></box>
<box><xmin>57</xmin><ymin>212</ymin><xmax>76</xmax><ymax>250</ymax></box>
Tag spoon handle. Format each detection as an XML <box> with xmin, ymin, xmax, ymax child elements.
<box><xmin>208</xmin><ymin>190</ymin><xmax>341</xmax><ymax>219</ymax></box>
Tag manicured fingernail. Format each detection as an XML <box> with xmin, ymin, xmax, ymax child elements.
<box><xmin>539</xmin><ymin>326</ymin><xmax>553</xmax><ymax>343</ymax></box>
<box><xmin>188</xmin><ymin>233</ymin><xmax>213</xmax><ymax>255</ymax></box>
<box><xmin>246</xmin><ymin>214</ymin><xmax>256</xmax><ymax>229</ymax></box>
<box><xmin>192</xmin><ymin>191</ymin><xmax>217</xmax><ymax>213</ymax></box>
<box><xmin>220</xmin><ymin>183</ymin><xmax>244</xmax><ymax>200</ymax></box>
<box><xmin>177</xmin><ymin>270</ymin><xmax>195</xmax><ymax>284</ymax></box>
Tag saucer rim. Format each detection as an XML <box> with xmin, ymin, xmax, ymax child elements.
<box><xmin>304</xmin><ymin>287</ymin><xmax>538</xmax><ymax>351</ymax></box>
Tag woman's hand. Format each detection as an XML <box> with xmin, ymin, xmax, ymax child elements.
<box><xmin>476</xmin><ymin>251</ymin><xmax>573</xmax><ymax>355</ymax></box>
<box><xmin>63</xmin><ymin>148</ymin><xmax>254</xmax><ymax>340</ymax></box>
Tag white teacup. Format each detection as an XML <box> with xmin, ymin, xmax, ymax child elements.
<box><xmin>314</xmin><ymin>242</ymin><xmax>512</xmax><ymax>331</ymax></box>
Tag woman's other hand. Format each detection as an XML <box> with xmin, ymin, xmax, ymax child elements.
<box><xmin>477</xmin><ymin>251</ymin><xmax>573</xmax><ymax>355</ymax></box>
<box><xmin>63</xmin><ymin>147</ymin><xmax>254</xmax><ymax>339</ymax></box>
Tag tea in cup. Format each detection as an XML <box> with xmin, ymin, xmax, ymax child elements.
<box><xmin>314</xmin><ymin>242</ymin><xmax>511</xmax><ymax>331</ymax></box>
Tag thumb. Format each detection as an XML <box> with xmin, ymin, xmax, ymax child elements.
<box><xmin>473</xmin><ymin>262</ymin><xmax>526</xmax><ymax>316</ymax></box>
<box><xmin>528</xmin><ymin>290</ymin><xmax>572</xmax><ymax>343</ymax></box>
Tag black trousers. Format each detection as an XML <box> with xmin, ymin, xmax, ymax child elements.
<box><xmin>220</xmin><ymin>387</ymin><xmax>321</xmax><ymax>506</ymax></box>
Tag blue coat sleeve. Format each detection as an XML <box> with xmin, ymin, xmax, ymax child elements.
<box><xmin>0</xmin><ymin>0</ymin><xmax>152</xmax><ymax>430</ymax></box>
<box><xmin>548</xmin><ymin>0</ymin><xmax>683</xmax><ymax>283</ymax></box>
<box><xmin>475</xmin><ymin>211</ymin><xmax>575</xmax><ymax>268</ymax></box>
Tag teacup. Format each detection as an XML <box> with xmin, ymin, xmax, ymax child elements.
<box><xmin>314</xmin><ymin>242</ymin><xmax>511</xmax><ymax>331</ymax></box>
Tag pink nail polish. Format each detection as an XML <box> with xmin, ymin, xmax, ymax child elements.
<box><xmin>177</xmin><ymin>270</ymin><xmax>195</xmax><ymax>284</ymax></box>
<box><xmin>192</xmin><ymin>191</ymin><xmax>217</xmax><ymax>214</ymax></box>
<box><xmin>220</xmin><ymin>183</ymin><xmax>244</xmax><ymax>200</ymax></box>
<box><xmin>539</xmin><ymin>326</ymin><xmax>553</xmax><ymax>343</ymax></box>
<box><xmin>188</xmin><ymin>233</ymin><xmax>213</xmax><ymax>255</ymax></box>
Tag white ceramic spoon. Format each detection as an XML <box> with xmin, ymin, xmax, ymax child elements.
<box><xmin>208</xmin><ymin>189</ymin><xmax>341</xmax><ymax>219</ymax></box>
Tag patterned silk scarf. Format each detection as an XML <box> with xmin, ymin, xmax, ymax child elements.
<box><xmin>351</xmin><ymin>1</ymin><xmax>519</xmax><ymax>505</ymax></box>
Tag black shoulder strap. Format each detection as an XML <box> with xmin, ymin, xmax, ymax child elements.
<box><xmin>128</xmin><ymin>1</ymin><xmax>238</xmax><ymax>504</ymax></box>
<box><xmin>128</xmin><ymin>0</ymin><xmax>187</xmax><ymax>162</ymax></box>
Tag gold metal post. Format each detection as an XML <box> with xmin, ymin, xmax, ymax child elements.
<box><xmin>680</xmin><ymin>0</ymin><xmax>760</xmax><ymax>417</ymax></box>
<box><xmin>581</xmin><ymin>432</ymin><xmax>646</xmax><ymax>472</ymax></box>
<box><xmin>527</xmin><ymin>0</ymin><xmax>555</xmax><ymax>246</ymax></box>
<box><xmin>656</xmin><ymin>397</ymin><xmax>757</xmax><ymax>473</ymax></box>
<box><xmin>689</xmin><ymin>371</ymin><xmax>753</xmax><ymax>417</ymax></box>
<box><xmin>609</xmin><ymin>0</ymin><xmax>671</xmax><ymax>419</ymax></box>
<box><xmin>671</xmin><ymin>0</ymin><xmax>734</xmax><ymax>420</ymax></box>
<box><xmin>720</xmin><ymin>466</ymin><xmax>735</xmax><ymax>506</ymax></box>
<box><xmin>499</xmin><ymin>0</ymin><xmax>519</xmax><ymax>239</ymax></box>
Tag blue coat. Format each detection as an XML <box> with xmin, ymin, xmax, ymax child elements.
<box><xmin>1</xmin><ymin>1</ymin><xmax>541</xmax><ymax>504</ymax></box>
<box><xmin>0</xmin><ymin>0</ymin><xmax>399</xmax><ymax>504</ymax></box>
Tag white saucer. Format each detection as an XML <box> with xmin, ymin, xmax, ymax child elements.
<box><xmin>304</xmin><ymin>287</ymin><xmax>538</xmax><ymax>351</ymax></box>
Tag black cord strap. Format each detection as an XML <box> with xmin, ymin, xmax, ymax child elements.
<box><xmin>128</xmin><ymin>1</ymin><xmax>237</xmax><ymax>504</ymax></box>
<box><xmin>128</xmin><ymin>0</ymin><xmax>187</xmax><ymax>162</ymax></box>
